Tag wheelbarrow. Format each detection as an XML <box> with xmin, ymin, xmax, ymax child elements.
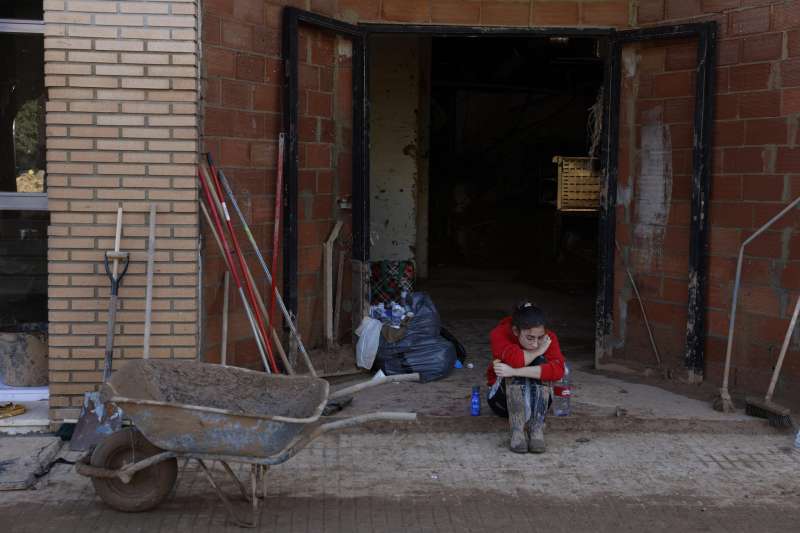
<box><xmin>75</xmin><ymin>359</ymin><xmax>419</xmax><ymax>527</ymax></box>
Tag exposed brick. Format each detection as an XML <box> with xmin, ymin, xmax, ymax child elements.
<box><xmin>665</xmin><ymin>42</ymin><xmax>697</xmax><ymax>71</ymax></box>
<box><xmin>723</xmin><ymin>147</ymin><xmax>765</xmax><ymax>173</ymax></box>
<box><xmin>730</xmin><ymin>63</ymin><xmax>772</xmax><ymax>92</ymax></box>
<box><xmin>742</xmin><ymin>174</ymin><xmax>784</xmax><ymax>201</ymax></box>
<box><xmin>789</xmin><ymin>30</ymin><xmax>800</xmax><ymax>57</ymax></box>
<box><xmin>701</xmin><ymin>0</ymin><xmax>741</xmax><ymax>13</ymax></box>
<box><xmin>221</xmin><ymin>19</ymin><xmax>253</xmax><ymax>51</ymax></box>
<box><xmin>744</xmin><ymin>118</ymin><xmax>787</xmax><ymax>145</ymax></box>
<box><xmin>714</xmin><ymin>120</ymin><xmax>745</xmax><ymax>146</ymax></box>
<box><xmin>729</xmin><ymin>6</ymin><xmax>770</xmax><ymax>35</ymax></box>
<box><xmin>481</xmin><ymin>1</ymin><xmax>531</xmax><ymax>26</ymax></box>
<box><xmin>739</xmin><ymin>285</ymin><xmax>781</xmax><ymax>316</ymax></box>
<box><xmin>776</xmin><ymin>147</ymin><xmax>800</xmax><ymax>173</ymax></box>
<box><xmin>653</xmin><ymin>71</ymin><xmax>694</xmax><ymax>98</ymax></box>
<box><xmin>638</xmin><ymin>0</ymin><xmax>665</xmax><ymax>23</ymax></box>
<box><xmin>781</xmin><ymin>59</ymin><xmax>800</xmax><ymax>87</ymax></box>
<box><xmin>338</xmin><ymin>0</ymin><xmax>381</xmax><ymax>20</ymax></box>
<box><xmin>741</xmin><ymin>33</ymin><xmax>783</xmax><ymax>62</ymax></box>
<box><xmin>665</xmin><ymin>0</ymin><xmax>701</xmax><ymax>19</ymax></box>
<box><xmin>773</xmin><ymin>0</ymin><xmax>800</xmax><ymax>32</ymax></box>
<box><xmin>236</xmin><ymin>54</ymin><xmax>265</xmax><ymax>82</ymax></box>
<box><xmin>581</xmin><ymin>1</ymin><xmax>629</xmax><ymax>27</ymax></box>
<box><xmin>738</xmin><ymin>90</ymin><xmax>780</xmax><ymax>118</ymax></box>
<box><xmin>431</xmin><ymin>0</ymin><xmax>482</xmax><ymax>24</ymax></box>
<box><xmin>381</xmin><ymin>0</ymin><xmax>430</xmax><ymax>22</ymax></box>
<box><xmin>783</xmin><ymin>87</ymin><xmax>800</xmax><ymax>114</ymax></box>
<box><xmin>743</xmin><ymin>228</ymin><xmax>783</xmax><ymax>258</ymax></box>
<box><xmin>715</xmin><ymin>93</ymin><xmax>739</xmax><ymax>119</ymax></box>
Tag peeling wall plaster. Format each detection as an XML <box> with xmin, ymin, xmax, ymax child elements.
<box><xmin>368</xmin><ymin>35</ymin><xmax>420</xmax><ymax>262</ymax></box>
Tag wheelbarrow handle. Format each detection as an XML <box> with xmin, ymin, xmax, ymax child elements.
<box><xmin>329</xmin><ymin>372</ymin><xmax>421</xmax><ymax>400</ymax></box>
<box><xmin>316</xmin><ymin>412</ymin><xmax>417</xmax><ymax>435</ymax></box>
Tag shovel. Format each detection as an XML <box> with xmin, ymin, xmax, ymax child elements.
<box><xmin>70</xmin><ymin>207</ymin><xmax>129</xmax><ymax>451</ymax></box>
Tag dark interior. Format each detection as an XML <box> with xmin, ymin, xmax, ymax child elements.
<box><xmin>0</xmin><ymin>28</ymin><xmax>47</xmax><ymax>332</ymax></box>
<box><xmin>427</xmin><ymin>36</ymin><xmax>604</xmax><ymax>293</ymax></box>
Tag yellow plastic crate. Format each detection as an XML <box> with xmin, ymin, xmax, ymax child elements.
<box><xmin>553</xmin><ymin>156</ymin><xmax>601</xmax><ymax>212</ymax></box>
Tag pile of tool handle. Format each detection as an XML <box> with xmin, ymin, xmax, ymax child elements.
<box><xmin>198</xmin><ymin>133</ymin><xmax>316</xmax><ymax>377</ymax></box>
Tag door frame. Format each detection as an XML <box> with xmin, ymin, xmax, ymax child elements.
<box><xmin>282</xmin><ymin>13</ymin><xmax>717</xmax><ymax>374</ymax></box>
<box><xmin>597</xmin><ymin>22</ymin><xmax>717</xmax><ymax>374</ymax></box>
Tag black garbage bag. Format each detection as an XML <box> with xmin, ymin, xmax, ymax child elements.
<box><xmin>373</xmin><ymin>292</ymin><xmax>456</xmax><ymax>382</ymax></box>
<box><xmin>374</xmin><ymin>336</ymin><xmax>456</xmax><ymax>383</ymax></box>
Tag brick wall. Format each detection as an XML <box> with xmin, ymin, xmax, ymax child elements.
<box><xmin>44</xmin><ymin>0</ymin><xmax>200</xmax><ymax>422</ymax></box>
<box><xmin>201</xmin><ymin>0</ymin><xmax>283</xmax><ymax>367</ymax></box>
<box><xmin>623</xmin><ymin>1</ymin><xmax>800</xmax><ymax>400</ymax></box>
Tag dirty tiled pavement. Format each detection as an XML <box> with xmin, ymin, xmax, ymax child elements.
<box><xmin>3</xmin><ymin>429</ymin><xmax>800</xmax><ymax>532</ymax></box>
<box><xmin>5</xmin><ymin>274</ymin><xmax>800</xmax><ymax>531</ymax></box>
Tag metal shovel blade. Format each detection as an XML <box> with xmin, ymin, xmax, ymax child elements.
<box><xmin>69</xmin><ymin>392</ymin><xmax>123</xmax><ymax>451</ymax></box>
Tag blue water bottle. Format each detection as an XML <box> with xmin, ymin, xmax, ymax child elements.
<box><xmin>470</xmin><ymin>386</ymin><xmax>481</xmax><ymax>416</ymax></box>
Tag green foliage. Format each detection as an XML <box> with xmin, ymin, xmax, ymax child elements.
<box><xmin>14</xmin><ymin>98</ymin><xmax>40</xmax><ymax>173</ymax></box>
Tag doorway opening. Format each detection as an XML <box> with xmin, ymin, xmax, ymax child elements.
<box><xmin>368</xmin><ymin>33</ymin><xmax>606</xmax><ymax>365</ymax></box>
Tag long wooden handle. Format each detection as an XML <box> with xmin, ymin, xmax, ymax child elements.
<box><xmin>111</xmin><ymin>206</ymin><xmax>123</xmax><ymax>279</ymax></box>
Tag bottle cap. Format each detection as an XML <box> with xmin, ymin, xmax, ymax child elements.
<box><xmin>472</xmin><ymin>385</ymin><xmax>480</xmax><ymax>393</ymax></box>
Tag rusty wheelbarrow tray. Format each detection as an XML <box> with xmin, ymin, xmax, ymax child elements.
<box><xmin>76</xmin><ymin>359</ymin><xmax>418</xmax><ymax>527</ymax></box>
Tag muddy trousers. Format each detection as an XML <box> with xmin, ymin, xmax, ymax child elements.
<box><xmin>487</xmin><ymin>377</ymin><xmax>550</xmax><ymax>423</ymax></box>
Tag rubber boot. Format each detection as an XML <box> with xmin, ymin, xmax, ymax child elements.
<box><xmin>505</xmin><ymin>380</ymin><xmax>528</xmax><ymax>454</ymax></box>
<box><xmin>527</xmin><ymin>422</ymin><xmax>546</xmax><ymax>453</ymax></box>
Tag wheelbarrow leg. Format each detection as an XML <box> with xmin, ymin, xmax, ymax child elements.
<box><xmin>196</xmin><ymin>459</ymin><xmax>256</xmax><ymax>528</ymax></box>
<box><xmin>219</xmin><ymin>460</ymin><xmax>251</xmax><ymax>503</ymax></box>
<box><xmin>258</xmin><ymin>465</ymin><xmax>269</xmax><ymax>500</ymax></box>
<box><xmin>251</xmin><ymin>466</ymin><xmax>258</xmax><ymax>526</ymax></box>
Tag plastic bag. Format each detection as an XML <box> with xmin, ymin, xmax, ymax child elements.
<box><xmin>355</xmin><ymin>317</ymin><xmax>382</xmax><ymax>369</ymax></box>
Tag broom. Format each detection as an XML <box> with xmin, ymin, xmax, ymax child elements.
<box><xmin>744</xmin><ymin>293</ymin><xmax>798</xmax><ymax>428</ymax></box>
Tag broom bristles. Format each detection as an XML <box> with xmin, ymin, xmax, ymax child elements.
<box><xmin>745</xmin><ymin>396</ymin><xmax>793</xmax><ymax>428</ymax></box>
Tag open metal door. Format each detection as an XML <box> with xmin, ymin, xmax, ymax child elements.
<box><xmin>596</xmin><ymin>22</ymin><xmax>716</xmax><ymax>376</ymax></box>
<box><xmin>282</xmin><ymin>8</ymin><xmax>369</xmax><ymax>345</ymax></box>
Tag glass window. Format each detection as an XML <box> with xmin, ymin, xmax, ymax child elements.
<box><xmin>1</xmin><ymin>33</ymin><xmax>45</xmax><ymax>193</ymax></box>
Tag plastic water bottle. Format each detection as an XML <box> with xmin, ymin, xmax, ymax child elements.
<box><xmin>400</xmin><ymin>290</ymin><xmax>411</xmax><ymax>312</ymax></box>
<box><xmin>794</xmin><ymin>429</ymin><xmax>800</xmax><ymax>450</ymax></box>
<box><xmin>470</xmin><ymin>385</ymin><xmax>481</xmax><ymax>416</ymax></box>
<box><xmin>390</xmin><ymin>303</ymin><xmax>404</xmax><ymax>327</ymax></box>
<box><xmin>552</xmin><ymin>362</ymin><xmax>571</xmax><ymax>417</ymax></box>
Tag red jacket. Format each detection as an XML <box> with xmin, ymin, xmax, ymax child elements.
<box><xmin>486</xmin><ymin>317</ymin><xmax>566</xmax><ymax>386</ymax></box>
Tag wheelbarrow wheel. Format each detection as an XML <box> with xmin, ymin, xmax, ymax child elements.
<box><xmin>90</xmin><ymin>427</ymin><xmax>178</xmax><ymax>512</ymax></box>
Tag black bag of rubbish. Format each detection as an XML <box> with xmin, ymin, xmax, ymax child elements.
<box><xmin>374</xmin><ymin>335</ymin><xmax>456</xmax><ymax>383</ymax></box>
<box><xmin>377</xmin><ymin>292</ymin><xmax>440</xmax><ymax>354</ymax></box>
<box><xmin>440</xmin><ymin>326</ymin><xmax>466</xmax><ymax>363</ymax></box>
<box><xmin>374</xmin><ymin>292</ymin><xmax>455</xmax><ymax>382</ymax></box>
<box><xmin>406</xmin><ymin>292</ymin><xmax>441</xmax><ymax>337</ymax></box>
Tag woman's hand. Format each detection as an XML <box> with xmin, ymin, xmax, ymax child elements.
<box><xmin>532</xmin><ymin>335</ymin><xmax>551</xmax><ymax>357</ymax></box>
<box><xmin>493</xmin><ymin>359</ymin><xmax>517</xmax><ymax>378</ymax></box>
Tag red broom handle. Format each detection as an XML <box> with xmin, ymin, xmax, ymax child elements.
<box><xmin>199</xmin><ymin>167</ymin><xmax>276</xmax><ymax>373</ymax></box>
<box><xmin>204</xmin><ymin>162</ymin><xmax>279</xmax><ymax>373</ymax></box>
